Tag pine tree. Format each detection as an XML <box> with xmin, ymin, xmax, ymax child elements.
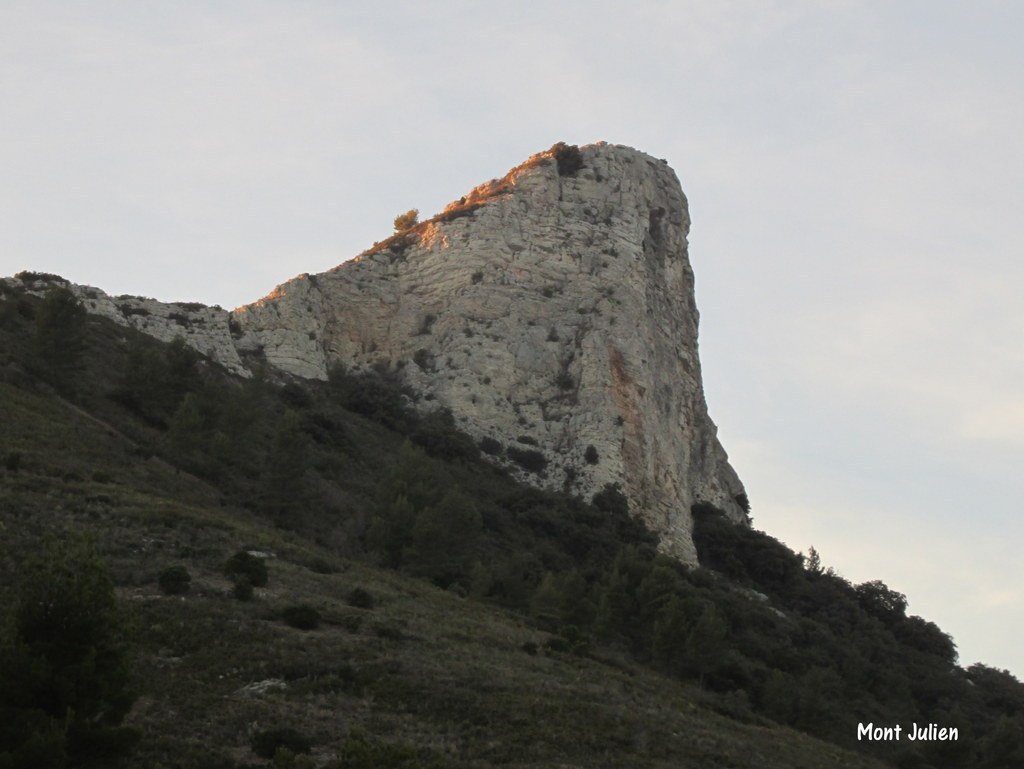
<box><xmin>530</xmin><ymin>572</ymin><xmax>563</xmax><ymax>628</ymax></box>
<box><xmin>0</xmin><ymin>536</ymin><xmax>137</xmax><ymax>767</ymax></box>
<box><xmin>805</xmin><ymin>546</ymin><xmax>823</xmax><ymax>575</ymax></box>
<box><xmin>31</xmin><ymin>287</ymin><xmax>86</xmax><ymax>393</ymax></box>
<box><xmin>393</xmin><ymin>209</ymin><xmax>419</xmax><ymax>232</ymax></box>
<box><xmin>366</xmin><ymin>494</ymin><xmax>417</xmax><ymax>569</ymax></box>
<box><xmin>652</xmin><ymin>595</ymin><xmax>690</xmax><ymax>677</ymax></box>
<box><xmin>262</xmin><ymin>410</ymin><xmax>311</xmax><ymax>527</ymax></box>
<box><xmin>166</xmin><ymin>392</ymin><xmax>205</xmax><ymax>467</ymax></box>
<box><xmin>683</xmin><ymin>603</ymin><xmax>728</xmax><ymax>687</ymax></box>
<box><xmin>405</xmin><ymin>489</ymin><xmax>481</xmax><ymax>587</ymax></box>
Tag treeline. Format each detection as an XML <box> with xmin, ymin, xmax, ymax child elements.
<box><xmin>1</xmin><ymin>284</ymin><xmax>1022</xmax><ymax>768</ymax></box>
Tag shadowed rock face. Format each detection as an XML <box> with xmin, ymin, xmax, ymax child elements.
<box><xmin>7</xmin><ymin>142</ymin><xmax>747</xmax><ymax>562</ymax></box>
<box><xmin>233</xmin><ymin>142</ymin><xmax>748</xmax><ymax>562</ymax></box>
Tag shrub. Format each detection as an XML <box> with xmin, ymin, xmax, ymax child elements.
<box><xmin>306</xmin><ymin>557</ymin><xmax>337</xmax><ymax>574</ymax></box>
<box><xmin>273</xmin><ymin>747</ymin><xmax>317</xmax><ymax>768</ymax></box>
<box><xmin>334</xmin><ymin>730</ymin><xmax>449</xmax><ymax>769</ymax></box>
<box><xmin>14</xmin><ymin>270</ymin><xmax>65</xmax><ymax>283</ymax></box>
<box><xmin>158</xmin><ymin>565</ymin><xmax>192</xmax><ymax>595</ymax></box>
<box><xmin>232</xmin><ymin>579</ymin><xmax>254</xmax><ymax>601</ymax></box>
<box><xmin>330</xmin><ymin>367</ymin><xmax>412</xmax><ymax>431</ymax></box>
<box><xmin>374</xmin><ymin>624</ymin><xmax>406</xmax><ymax>641</ymax></box>
<box><xmin>478</xmin><ymin>436</ymin><xmax>503</xmax><ymax>456</ymax></box>
<box><xmin>281</xmin><ymin>604</ymin><xmax>321</xmax><ymax>630</ymax></box>
<box><xmin>340</xmin><ymin>613</ymin><xmax>363</xmax><ymax>633</ymax></box>
<box><xmin>3</xmin><ymin>451</ymin><xmax>21</xmax><ymax>472</ymax></box>
<box><xmin>224</xmin><ymin>550</ymin><xmax>268</xmax><ymax>587</ymax></box>
<box><xmin>348</xmin><ymin>587</ymin><xmax>376</xmax><ymax>609</ymax></box>
<box><xmin>592</xmin><ymin>483</ymin><xmax>628</xmax><ymax>517</ymax></box>
<box><xmin>412</xmin><ymin>348</ymin><xmax>432</xmax><ymax>371</ymax></box>
<box><xmin>550</xmin><ymin>142</ymin><xmax>584</xmax><ymax>176</ymax></box>
<box><xmin>393</xmin><ymin>209</ymin><xmax>419</xmax><ymax>232</ymax></box>
<box><xmin>584</xmin><ymin>445</ymin><xmax>599</xmax><ymax>465</ymax></box>
<box><xmin>117</xmin><ymin>304</ymin><xmax>151</xmax><ymax>317</ymax></box>
<box><xmin>507</xmin><ymin>445</ymin><xmax>547</xmax><ymax>473</ymax></box>
<box><xmin>415</xmin><ymin>314</ymin><xmax>436</xmax><ymax>335</ymax></box>
<box><xmin>544</xmin><ymin>636</ymin><xmax>570</xmax><ymax>653</ymax></box>
<box><xmin>251</xmin><ymin>727</ymin><xmax>311</xmax><ymax>759</ymax></box>
<box><xmin>555</xmin><ymin>371</ymin><xmax>574</xmax><ymax>390</ymax></box>
<box><xmin>410</xmin><ymin>409</ymin><xmax>479</xmax><ymax>462</ymax></box>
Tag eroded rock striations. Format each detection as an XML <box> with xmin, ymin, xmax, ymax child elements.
<box><xmin>4</xmin><ymin>142</ymin><xmax>747</xmax><ymax>563</ymax></box>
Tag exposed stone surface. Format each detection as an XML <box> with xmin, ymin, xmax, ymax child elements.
<box><xmin>233</xmin><ymin>142</ymin><xmax>747</xmax><ymax>562</ymax></box>
<box><xmin>2</xmin><ymin>142</ymin><xmax>748</xmax><ymax>563</ymax></box>
<box><xmin>2</xmin><ymin>273</ymin><xmax>248</xmax><ymax>377</ymax></box>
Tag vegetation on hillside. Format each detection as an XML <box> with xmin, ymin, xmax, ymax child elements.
<box><xmin>0</xmin><ymin>280</ymin><xmax>1021</xmax><ymax>768</ymax></box>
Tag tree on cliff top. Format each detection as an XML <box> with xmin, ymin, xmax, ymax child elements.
<box><xmin>393</xmin><ymin>209</ymin><xmax>419</xmax><ymax>232</ymax></box>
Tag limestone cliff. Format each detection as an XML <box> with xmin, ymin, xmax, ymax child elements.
<box><xmin>234</xmin><ymin>142</ymin><xmax>748</xmax><ymax>562</ymax></box>
<box><xmin>4</xmin><ymin>142</ymin><xmax>747</xmax><ymax>563</ymax></box>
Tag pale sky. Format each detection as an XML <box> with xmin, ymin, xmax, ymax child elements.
<box><xmin>2</xmin><ymin>1</ymin><xmax>1022</xmax><ymax>679</ymax></box>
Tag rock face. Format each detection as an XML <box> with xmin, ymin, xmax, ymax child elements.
<box><xmin>4</xmin><ymin>142</ymin><xmax>747</xmax><ymax>563</ymax></box>
<box><xmin>235</xmin><ymin>142</ymin><xmax>748</xmax><ymax>562</ymax></box>
<box><xmin>3</xmin><ymin>274</ymin><xmax>249</xmax><ymax>377</ymax></box>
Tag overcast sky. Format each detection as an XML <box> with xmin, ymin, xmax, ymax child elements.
<box><xmin>2</xmin><ymin>1</ymin><xmax>1021</xmax><ymax>679</ymax></box>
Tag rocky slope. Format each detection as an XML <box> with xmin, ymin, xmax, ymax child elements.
<box><xmin>4</xmin><ymin>142</ymin><xmax>747</xmax><ymax>563</ymax></box>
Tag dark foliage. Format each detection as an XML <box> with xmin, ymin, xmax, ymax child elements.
<box><xmin>591</xmin><ymin>483</ymin><xmax>629</xmax><ymax>517</ymax></box>
<box><xmin>158</xmin><ymin>565</ymin><xmax>192</xmax><ymax>595</ymax></box>
<box><xmin>410</xmin><ymin>409</ymin><xmax>479</xmax><ymax>462</ymax></box>
<box><xmin>281</xmin><ymin>604</ymin><xmax>322</xmax><ymax>630</ymax></box>
<box><xmin>0</xmin><ymin>536</ymin><xmax>138</xmax><ymax>767</ymax></box>
<box><xmin>329</xmin><ymin>365</ymin><xmax>412</xmax><ymax>431</ymax></box>
<box><xmin>550</xmin><ymin>142</ymin><xmax>584</xmax><ymax>177</ymax></box>
<box><xmin>478</xmin><ymin>436</ymin><xmax>503</xmax><ymax>456</ymax></box>
<box><xmin>506</xmin><ymin>445</ymin><xmax>547</xmax><ymax>473</ymax></box>
<box><xmin>393</xmin><ymin>209</ymin><xmax>419</xmax><ymax>233</ymax></box>
<box><xmin>114</xmin><ymin>335</ymin><xmax>202</xmax><ymax>426</ymax></box>
<box><xmin>327</xmin><ymin>730</ymin><xmax>451</xmax><ymax>768</ymax></box>
<box><xmin>232</xmin><ymin>580</ymin><xmax>254</xmax><ymax>601</ymax></box>
<box><xmin>555</xmin><ymin>371</ymin><xmax>574</xmax><ymax>390</ymax></box>
<box><xmin>348</xmin><ymin>588</ymin><xmax>376</xmax><ymax>610</ymax></box>
<box><xmin>251</xmin><ymin>727</ymin><xmax>311</xmax><ymax>759</ymax></box>
<box><xmin>31</xmin><ymin>287</ymin><xmax>86</xmax><ymax>393</ymax></box>
<box><xmin>224</xmin><ymin>551</ymin><xmax>268</xmax><ymax>588</ymax></box>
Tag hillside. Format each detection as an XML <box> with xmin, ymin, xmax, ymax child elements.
<box><xmin>2</xmin><ymin>280</ymin><xmax>1022</xmax><ymax>768</ymax></box>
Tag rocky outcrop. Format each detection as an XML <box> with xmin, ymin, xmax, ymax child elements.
<box><xmin>3</xmin><ymin>142</ymin><xmax>747</xmax><ymax>563</ymax></box>
<box><xmin>235</xmin><ymin>142</ymin><xmax>748</xmax><ymax>562</ymax></box>
<box><xmin>2</xmin><ymin>272</ymin><xmax>249</xmax><ymax>376</ymax></box>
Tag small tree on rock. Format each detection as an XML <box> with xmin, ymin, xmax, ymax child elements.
<box><xmin>393</xmin><ymin>209</ymin><xmax>419</xmax><ymax>232</ymax></box>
